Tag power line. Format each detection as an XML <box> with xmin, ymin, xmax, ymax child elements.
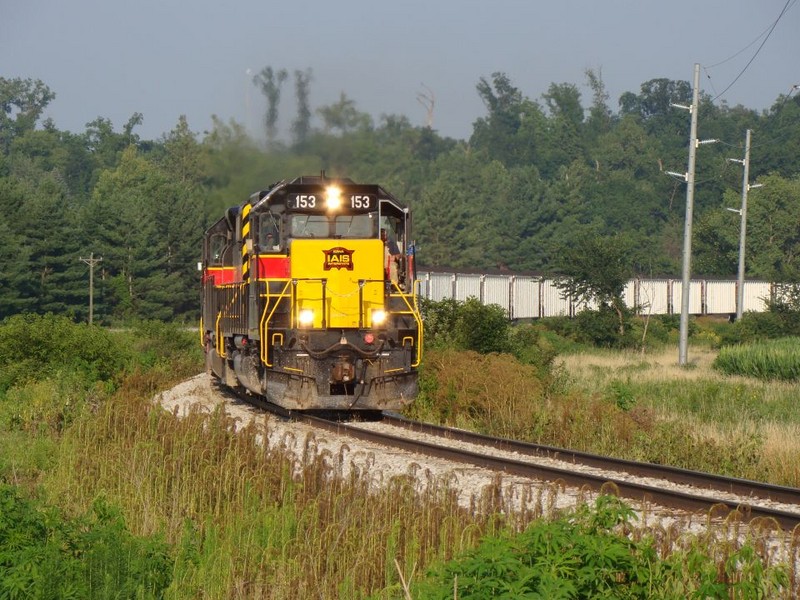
<box><xmin>708</xmin><ymin>0</ymin><xmax>795</xmax><ymax>103</ymax></box>
<box><xmin>704</xmin><ymin>22</ymin><xmax>775</xmax><ymax>70</ymax></box>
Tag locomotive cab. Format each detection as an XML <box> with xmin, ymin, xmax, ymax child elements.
<box><xmin>200</xmin><ymin>175</ymin><xmax>422</xmax><ymax>411</ymax></box>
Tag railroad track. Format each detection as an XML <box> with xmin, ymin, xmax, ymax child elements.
<box><xmin>241</xmin><ymin>393</ymin><xmax>800</xmax><ymax>531</ymax></box>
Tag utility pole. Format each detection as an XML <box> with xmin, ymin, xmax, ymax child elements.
<box><xmin>666</xmin><ymin>65</ymin><xmax>720</xmax><ymax>365</ymax></box>
<box><xmin>79</xmin><ymin>253</ymin><xmax>103</xmax><ymax>324</ymax></box>
<box><xmin>678</xmin><ymin>63</ymin><xmax>701</xmax><ymax>367</ymax></box>
<box><xmin>726</xmin><ymin>129</ymin><xmax>759</xmax><ymax>321</ymax></box>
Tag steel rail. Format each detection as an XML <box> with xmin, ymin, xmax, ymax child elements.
<box><xmin>305</xmin><ymin>413</ymin><xmax>800</xmax><ymax>531</ymax></box>
<box><xmin>230</xmin><ymin>391</ymin><xmax>800</xmax><ymax>530</ymax></box>
<box><xmin>380</xmin><ymin>413</ymin><xmax>800</xmax><ymax>507</ymax></box>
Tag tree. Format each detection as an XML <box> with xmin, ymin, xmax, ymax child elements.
<box><xmin>470</xmin><ymin>72</ymin><xmax>528</xmax><ymax>166</ymax></box>
<box><xmin>741</xmin><ymin>173</ymin><xmax>800</xmax><ymax>282</ymax></box>
<box><xmin>84</xmin><ymin>147</ymin><xmax>186</xmax><ymax>321</ymax></box>
<box><xmin>554</xmin><ymin>232</ymin><xmax>636</xmax><ymax>338</ymax></box>
<box><xmin>84</xmin><ymin>115</ymin><xmax>143</xmax><ymax>183</ymax></box>
<box><xmin>0</xmin><ymin>178</ymin><xmax>30</xmax><ymax>317</ymax></box>
<box><xmin>317</xmin><ymin>93</ymin><xmax>372</xmax><ymax>134</ymax></box>
<box><xmin>252</xmin><ymin>66</ymin><xmax>288</xmax><ymax>145</ymax></box>
<box><xmin>161</xmin><ymin>115</ymin><xmax>208</xmax><ymax>187</ymax></box>
<box><xmin>0</xmin><ymin>77</ymin><xmax>55</xmax><ymax>155</ymax></box>
<box><xmin>539</xmin><ymin>82</ymin><xmax>586</xmax><ymax>176</ymax></box>
<box><xmin>584</xmin><ymin>68</ymin><xmax>613</xmax><ymax>140</ymax></box>
<box><xmin>292</xmin><ymin>68</ymin><xmax>313</xmax><ymax>147</ymax></box>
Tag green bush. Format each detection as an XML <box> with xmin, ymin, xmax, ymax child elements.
<box><xmin>455</xmin><ymin>297</ymin><xmax>511</xmax><ymax>354</ymax></box>
<box><xmin>0</xmin><ymin>313</ymin><xmax>130</xmax><ymax>394</ymax></box>
<box><xmin>574</xmin><ymin>304</ymin><xmax>637</xmax><ymax>348</ymax></box>
<box><xmin>419</xmin><ymin>297</ymin><xmax>461</xmax><ymax>348</ymax></box>
<box><xmin>508</xmin><ymin>323</ymin><xmax>558</xmax><ymax>374</ymax></box>
<box><xmin>0</xmin><ymin>485</ymin><xmax>172</xmax><ymax>598</ymax></box>
<box><xmin>421</xmin><ymin>297</ymin><xmax>512</xmax><ymax>354</ymax></box>
<box><xmin>719</xmin><ymin>311</ymin><xmax>786</xmax><ymax>346</ymax></box>
<box><xmin>536</xmin><ymin>316</ymin><xmax>577</xmax><ymax>340</ymax></box>
<box><xmin>634</xmin><ymin>314</ymin><xmax>670</xmax><ymax>346</ymax></box>
<box><xmin>124</xmin><ymin>320</ymin><xmax>204</xmax><ymax>372</ymax></box>
<box><xmin>411</xmin><ymin>495</ymin><xmax>787</xmax><ymax>599</ymax></box>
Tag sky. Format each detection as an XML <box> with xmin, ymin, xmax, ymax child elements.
<box><xmin>1</xmin><ymin>0</ymin><xmax>797</xmax><ymax>142</ymax></box>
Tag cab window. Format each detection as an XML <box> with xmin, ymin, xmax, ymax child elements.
<box><xmin>290</xmin><ymin>214</ymin><xmax>329</xmax><ymax>238</ymax></box>
<box><xmin>209</xmin><ymin>234</ymin><xmax>227</xmax><ymax>266</ymax></box>
<box><xmin>334</xmin><ymin>214</ymin><xmax>374</xmax><ymax>238</ymax></box>
<box><xmin>259</xmin><ymin>213</ymin><xmax>282</xmax><ymax>251</ymax></box>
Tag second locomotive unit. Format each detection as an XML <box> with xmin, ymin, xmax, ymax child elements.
<box><xmin>200</xmin><ymin>175</ymin><xmax>422</xmax><ymax>411</ymax></box>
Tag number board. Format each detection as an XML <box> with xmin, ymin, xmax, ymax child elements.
<box><xmin>287</xmin><ymin>192</ymin><xmax>377</xmax><ymax>212</ymax></box>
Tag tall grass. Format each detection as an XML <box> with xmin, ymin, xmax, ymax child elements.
<box><xmin>410</xmin><ymin>347</ymin><xmax>800</xmax><ymax>487</ymax></box>
<box><xmin>44</xmin><ymin>370</ymin><xmax>799</xmax><ymax>598</ymax></box>
<box><xmin>46</xmin><ymin>380</ymin><xmax>516</xmax><ymax>598</ymax></box>
<box><xmin>559</xmin><ymin>347</ymin><xmax>800</xmax><ymax>486</ymax></box>
<box><xmin>714</xmin><ymin>337</ymin><xmax>800</xmax><ymax>381</ymax></box>
<box><xmin>3</xmin><ymin>317</ymin><xmax>798</xmax><ymax>596</ymax></box>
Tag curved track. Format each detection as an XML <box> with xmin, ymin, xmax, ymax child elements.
<box><xmin>240</xmin><ymin>392</ymin><xmax>800</xmax><ymax>530</ymax></box>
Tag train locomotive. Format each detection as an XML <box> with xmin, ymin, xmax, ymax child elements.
<box><xmin>200</xmin><ymin>175</ymin><xmax>422</xmax><ymax>411</ymax></box>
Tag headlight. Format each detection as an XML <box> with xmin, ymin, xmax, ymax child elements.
<box><xmin>325</xmin><ymin>185</ymin><xmax>342</xmax><ymax>211</ymax></box>
<box><xmin>298</xmin><ymin>309</ymin><xmax>315</xmax><ymax>327</ymax></box>
<box><xmin>371</xmin><ymin>309</ymin><xmax>387</xmax><ymax>326</ymax></box>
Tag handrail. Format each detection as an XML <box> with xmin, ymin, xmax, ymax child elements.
<box><xmin>257</xmin><ymin>277</ymin><xmax>423</xmax><ymax>369</ymax></box>
<box><xmin>215</xmin><ymin>311</ymin><xmax>225</xmax><ymax>358</ymax></box>
<box><xmin>215</xmin><ymin>283</ymin><xmax>247</xmax><ymax>358</ymax></box>
<box><xmin>389</xmin><ymin>279</ymin><xmax>424</xmax><ymax>367</ymax></box>
<box><xmin>360</xmin><ymin>278</ymin><xmax>424</xmax><ymax>368</ymax></box>
<box><xmin>260</xmin><ymin>279</ymin><xmax>293</xmax><ymax>367</ymax></box>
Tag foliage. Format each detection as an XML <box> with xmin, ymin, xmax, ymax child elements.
<box><xmin>0</xmin><ymin>313</ymin><xmax>129</xmax><ymax>394</ymax></box>
<box><xmin>420</xmin><ymin>297</ymin><xmax>511</xmax><ymax>354</ymax></box>
<box><xmin>418</xmin><ymin>297</ymin><xmax>461</xmax><ymax>347</ymax></box>
<box><xmin>455</xmin><ymin>297</ymin><xmax>511</xmax><ymax>354</ymax></box>
<box><xmin>717</xmin><ymin>284</ymin><xmax>800</xmax><ymax>346</ymax></box>
<box><xmin>407</xmin><ymin>348</ymin><xmax>551</xmax><ymax>439</ymax></box>
<box><xmin>713</xmin><ymin>338</ymin><xmax>800</xmax><ymax>381</ymax></box>
<box><xmin>574</xmin><ymin>304</ymin><xmax>639</xmax><ymax>348</ymax></box>
<box><xmin>0</xmin><ymin>312</ymin><xmax>791</xmax><ymax>596</ymax></box>
<box><xmin>420</xmin><ymin>297</ymin><xmax>560</xmax><ymax>373</ymax></box>
<box><xmin>0</xmin><ymin>485</ymin><xmax>172</xmax><ymax>598</ymax></box>
<box><xmin>0</xmin><ymin>316</ymin><xmax>201</xmax><ymax>436</ymax></box>
<box><xmin>412</xmin><ymin>495</ymin><xmax>787</xmax><ymax>599</ymax></box>
<box><xmin>2</xmin><ymin>70</ymin><xmax>800</xmax><ymax>322</ymax></box>
<box><xmin>507</xmin><ymin>323</ymin><xmax>559</xmax><ymax>374</ymax></box>
<box><xmin>553</xmin><ymin>232</ymin><xmax>637</xmax><ymax>340</ymax></box>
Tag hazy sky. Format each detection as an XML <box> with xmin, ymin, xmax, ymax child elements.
<box><xmin>2</xmin><ymin>0</ymin><xmax>797</xmax><ymax>142</ymax></box>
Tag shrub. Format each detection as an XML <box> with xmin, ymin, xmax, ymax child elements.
<box><xmin>408</xmin><ymin>348</ymin><xmax>549</xmax><ymax>439</ymax></box>
<box><xmin>0</xmin><ymin>485</ymin><xmax>172</xmax><ymax>598</ymax></box>
<box><xmin>421</xmin><ymin>297</ymin><xmax>512</xmax><ymax>354</ymax></box>
<box><xmin>508</xmin><ymin>323</ymin><xmax>558</xmax><ymax>374</ymax></box>
<box><xmin>411</xmin><ymin>495</ymin><xmax>787</xmax><ymax>598</ymax></box>
<box><xmin>455</xmin><ymin>297</ymin><xmax>511</xmax><ymax>354</ymax></box>
<box><xmin>124</xmin><ymin>320</ymin><xmax>204</xmax><ymax>373</ymax></box>
<box><xmin>720</xmin><ymin>311</ymin><xmax>786</xmax><ymax>346</ymax></box>
<box><xmin>574</xmin><ymin>304</ymin><xmax>637</xmax><ymax>348</ymax></box>
<box><xmin>419</xmin><ymin>297</ymin><xmax>461</xmax><ymax>348</ymax></box>
<box><xmin>0</xmin><ymin>313</ymin><xmax>130</xmax><ymax>394</ymax></box>
<box><xmin>634</xmin><ymin>314</ymin><xmax>670</xmax><ymax>346</ymax></box>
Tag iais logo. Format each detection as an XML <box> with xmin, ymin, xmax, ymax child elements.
<box><xmin>322</xmin><ymin>247</ymin><xmax>354</xmax><ymax>271</ymax></box>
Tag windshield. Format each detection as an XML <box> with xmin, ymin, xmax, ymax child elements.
<box><xmin>290</xmin><ymin>213</ymin><xmax>376</xmax><ymax>239</ymax></box>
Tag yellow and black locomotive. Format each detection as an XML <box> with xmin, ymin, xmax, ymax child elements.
<box><xmin>200</xmin><ymin>175</ymin><xmax>422</xmax><ymax>411</ymax></box>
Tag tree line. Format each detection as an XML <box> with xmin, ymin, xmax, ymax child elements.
<box><xmin>1</xmin><ymin>69</ymin><xmax>798</xmax><ymax>323</ymax></box>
